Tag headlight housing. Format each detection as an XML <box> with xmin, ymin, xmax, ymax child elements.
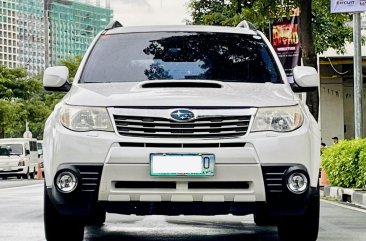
<box><xmin>251</xmin><ymin>105</ymin><xmax>303</xmax><ymax>132</ymax></box>
<box><xmin>60</xmin><ymin>105</ymin><xmax>113</xmax><ymax>132</ymax></box>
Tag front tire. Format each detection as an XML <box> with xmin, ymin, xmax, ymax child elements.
<box><xmin>277</xmin><ymin>188</ymin><xmax>320</xmax><ymax>241</ymax></box>
<box><xmin>254</xmin><ymin>212</ymin><xmax>276</xmax><ymax>226</ymax></box>
<box><xmin>86</xmin><ymin>204</ymin><xmax>106</xmax><ymax>226</ymax></box>
<box><xmin>29</xmin><ymin>167</ymin><xmax>35</xmax><ymax>179</ymax></box>
<box><xmin>44</xmin><ymin>185</ymin><xmax>85</xmax><ymax>241</ymax></box>
<box><xmin>22</xmin><ymin>168</ymin><xmax>30</xmax><ymax>180</ymax></box>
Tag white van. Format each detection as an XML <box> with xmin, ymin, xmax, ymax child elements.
<box><xmin>37</xmin><ymin>140</ymin><xmax>44</xmax><ymax>175</ymax></box>
<box><xmin>0</xmin><ymin>138</ymin><xmax>39</xmax><ymax>179</ymax></box>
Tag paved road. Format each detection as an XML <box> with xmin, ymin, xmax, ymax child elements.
<box><xmin>0</xmin><ymin>181</ymin><xmax>366</xmax><ymax>241</ymax></box>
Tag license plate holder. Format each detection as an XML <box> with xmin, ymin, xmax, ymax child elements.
<box><xmin>150</xmin><ymin>153</ymin><xmax>215</xmax><ymax>176</ymax></box>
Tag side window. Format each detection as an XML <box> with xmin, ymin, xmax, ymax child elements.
<box><xmin>30</xmin><ymin>141</ymin><xmax>37</xmax><ymax>151</ymax></box>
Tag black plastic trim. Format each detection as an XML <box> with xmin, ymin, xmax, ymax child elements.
<box><xmin>47</xmin><ymin>163</ymin><xmax>103</xmax><ymax>216</ymax></box>
<box><xmin>141</xmin><ymin>82</ymin><xmax>222</xmax><ymax>88</ymax></box>
<box><xmin>44</xmin><ymin>82</ymin><xmax>71</xmax><ymax>92</ymax></box>
<box><xmin>103</xmin><ymin>201</ymin><xmax>263</xmax><ymax>216</ymax></box>
<box><xmin>261</xmin><ymin>164</ymin><xmax>316</xmax><ymax>215</ymax></box>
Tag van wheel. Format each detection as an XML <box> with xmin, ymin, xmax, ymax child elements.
<box><xmin>17</xmin><ymin>175</ymin><xmax>22</xmax><ymax>179</ymax></box>
<box><xmin>29</xmin><ymin>168</ymin><xmax>35</xmax><ymax>179</ymax></box>
<box><xmin>44</xmin><ymin>185</ymin><xmax>84</xmax><ymax>241</ymax></box>
<box><xmin>277</xmin><ymin>188</ymin><xmax>320</xmax><ymax>241</ymax></box>
<box><xmin>22</xmin><ymin>168</ymin><xmax>30</xmax><ymax>180</ymax></box>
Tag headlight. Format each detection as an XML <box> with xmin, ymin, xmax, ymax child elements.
<box><xmin>251</xmin><ymin>105</ymin><xmax>303</xmax><ymax>132</ymax></box>
<box><xmin>60</xmin><ymin>105</ymin><xmax>113</xmax><ymax>132</ymax></box>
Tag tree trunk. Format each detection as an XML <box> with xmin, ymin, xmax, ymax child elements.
<box><xmin>0</xmin><ymin>126</ymin><xmax>4</xmax><ymax>138</ymax></box>
<box><xmin>299</xmin><ymin>0</ymin><xmax>319</xmax><ymax>121</ymax></box>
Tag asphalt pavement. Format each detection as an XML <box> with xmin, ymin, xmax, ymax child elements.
<box><xmin>0</xmin><ymin>180</ymin><xmax>366</xmax><ymax>241</ymax></box>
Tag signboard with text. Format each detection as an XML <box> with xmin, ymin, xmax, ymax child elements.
<box><xmin>271</xmin><ymin>16</ymin><xmax>301</xmax><ymax>83</ymax></box>
<box><xmin>331</xmin><ymin>0</ymin><xmax>366</xmax><ymax>13</ymax></box>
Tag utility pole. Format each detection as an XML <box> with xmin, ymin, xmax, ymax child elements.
<box><xmin>353</xmin><ymin>12</ymin><xmax>363</xmax><ymax>138</ymax></box>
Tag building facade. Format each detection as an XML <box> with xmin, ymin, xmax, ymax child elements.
<box><xmin>0</xmin><ymin>0</ymin><xmax>17</xmax><ymax>69</ymax></box>
<box><xmin>0</xmin><ymin>0</ymin><xmax>112</xmax><ymax>74</ymax></box>
<box><xmin>47</xmin><ymin>0</ymin><xmax>112</xmax><ymax>66</ymax></box>
<box><xmin>318</xmin><ymin>14</ymin><xmax>366</xmax><ymax>145</ymax></box>
<box><xmin>17</xmin><ymin>0</ymin><xmax>46</xmax><ymax>75</ymax></box>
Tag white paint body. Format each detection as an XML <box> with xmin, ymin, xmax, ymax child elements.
<box><xmin>43</xmin><ymin>25</ymin><xmax>320</xmax><ymax>205</ymax></box>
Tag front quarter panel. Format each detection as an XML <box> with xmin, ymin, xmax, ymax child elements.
<box><xmin>43</xmin><ymin>102</ymin><xmax>64</xmax><ymax>187</ymax></box>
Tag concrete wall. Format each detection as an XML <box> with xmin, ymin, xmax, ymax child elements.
<box><xmin>320</xmin><ymin>82</ymin><xmax>344</xmax><ymax>146</ymax></box>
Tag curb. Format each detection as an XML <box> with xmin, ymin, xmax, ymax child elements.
<box><xmin>323</xmin><ymin>186</ymin><xmax>366</xmax><ymax>208</ymax></box>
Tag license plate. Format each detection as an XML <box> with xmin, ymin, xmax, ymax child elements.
<box><xmin>150</xmin><ymin>154</ymin><xmax>215</xmax><ymax>176</ymax></box>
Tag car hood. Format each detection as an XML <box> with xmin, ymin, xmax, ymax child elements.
<box><xmin>65</xmin><ymin>81</ymin><xmax>298</xmax><ymax>107</ymax></box>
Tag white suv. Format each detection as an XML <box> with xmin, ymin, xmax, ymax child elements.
<box><xmin>43</xmin><ymin>22</ymin><xmax>320</xmax><ymax>241</ymax></box>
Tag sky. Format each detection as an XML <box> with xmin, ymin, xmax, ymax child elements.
<box><xmin>108</xmin><ymin>0</ymin><xmax>192</xmax><ymax>26</ymax></box>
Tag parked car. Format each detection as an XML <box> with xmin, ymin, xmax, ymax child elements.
<box><xmin>43</xmin><ymin>21</ymin><xmax>320</xmax><ymax>241</ymax></box>
<box><xmin>37</xmin><ymin>140</ymin><xmax>44</xmax><ymax>176</ymax></box>
<box><xmin>0</xmin><ymin>138</ymin><xmax>38</xmax><ymax>179</ymax></box>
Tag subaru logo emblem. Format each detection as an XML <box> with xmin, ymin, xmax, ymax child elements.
<box><xmin>170</xmin><ymin>109</ymin><xmax>195</xmax><ymax>122</ymax></box>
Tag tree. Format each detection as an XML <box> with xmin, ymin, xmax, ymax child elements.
<box><xmin>59</xmin><ymin>55</ymin><xmax>83</xmax><ymax>81</ymax></box>
<box><xmin>189</xmin><ymin>0</ymin><xmax>353</xmax><ymax>120</ymax></box>
<box><xmin>0</xmin><ymin>55</ymin><xmax>82</xmax><ymax>139</ymax></box>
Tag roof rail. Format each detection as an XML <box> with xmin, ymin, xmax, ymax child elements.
<box><xmin>236</xmin><ymin>20</ymin><xmax>257</xmax><ymax>31</ymax></box>
<box><xmin>105</xmin><ymin>20</ymin><xmax>123</xmax><ymax>30</ymax></box>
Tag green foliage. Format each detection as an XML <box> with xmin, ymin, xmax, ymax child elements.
<box><xmin>0</xmin><ymin>56</ymin><xmax>82</xmax><ymax>139</ymax></box>
<box><xmin>322</xmin><ymin>139</ymin><xmax>366</xmax><ymax>188</ymax></box>
<box><xmin>59</xmin><ymin>55</ymin><xmax>82</xmax><ymax>81</ymax></box>
<box><xmin>189</xmin><ymin>0</ymin><xmax>353</xmax><ymax>54</ymax></box>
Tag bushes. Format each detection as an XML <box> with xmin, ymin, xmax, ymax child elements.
<box><xmin>322</xmin><ymin>138</ymin><xmax>366</xmax><ymax>188</ymax></box>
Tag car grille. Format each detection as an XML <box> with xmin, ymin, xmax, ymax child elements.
<box><xmin>113</xmin><ymin>115</ymin><xmax>251</xmax><ymax>138</ymax></box>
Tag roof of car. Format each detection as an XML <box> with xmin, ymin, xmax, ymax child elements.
<box><xmin>104</xmin><ymin>25</ymin><xmax>258</xmax><ymax>36</ymax></box>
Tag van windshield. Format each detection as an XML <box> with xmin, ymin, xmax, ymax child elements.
<box><xmin>80</xmin><ymin>32</ymin><xmax>282</xmax><ymax>84</ymax></box>
<box><xmin>0</xmin><ymin>144</ymin><xmax>23</xmax><ymax>156</ymax></box>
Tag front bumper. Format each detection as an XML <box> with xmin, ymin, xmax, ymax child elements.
<box><xmin>0</xmin><ymin>166</ymin><xmax>26</xmax><ymax>175</ymax></box>
<box><xmin>48</xmin><ymin>163</ymin><xmax>316</xmax><ymax>217</ymax></box>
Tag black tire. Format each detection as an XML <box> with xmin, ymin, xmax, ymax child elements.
<box><xmin>254</xmin><ymin>212</ymin><xmax>276</xmax><ymax>226</ymax></box>
<box><xmin>277</xmin><ymin>188</ymin><xmax>320</xmax><ymax>241</ymax></box>
<box><xmin>16</xmin><ymin>175</ymin><xmax>22</xmax><ymax>179</ymax></box>
<box><xmin>85</xmin><ymin>205</ymin><xmax>106</xmax><ymax>226</ymax></box>
<box><xmin>29</xmin><ymin>167</ymin><xmax>35</xmax><ymax>179</ymax></box>
<box><xmin>22</xmin><ymin>168</ymin><xmax>30</xmax><ymax>180</ymax></box>
<box><xmin>44</xmin><ymin>185</ymin><xmax>85</xmax><ymax>241</ymax></box>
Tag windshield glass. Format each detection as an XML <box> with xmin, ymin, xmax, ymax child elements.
<box><xmin>80</xmin><ymin>32</ymin><xmax>282</xmax><ymax>84</ymax></box>
<box><xmin>0</xmin><ymin>144</ymin><xmax>23</xmax><ymax>156</ymax></box>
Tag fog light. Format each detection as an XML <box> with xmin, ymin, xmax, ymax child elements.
<box><xmin>56</xmin><ymin>171</ymin><xmax>78</xmax><ymax>193</ymax></box>
<box><xmin>287</xmin><ymin>172</ymin><xmax>308</xmax><ymax>194</ymax></box>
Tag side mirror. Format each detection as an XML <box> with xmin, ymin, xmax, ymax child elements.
<box><xmin>43</xmin><ymin>66</ymin><xmax>71</xmax><ymax>92</ymax></box>
<box><xmin>25</xmin><ymin>150</ymin><xmax>30</xmax><ymax>155</ymax></box>
<box><xmin>291</xmin><ymin>66</ymin><xmax>319</xmax><ymax>92</ymax></box>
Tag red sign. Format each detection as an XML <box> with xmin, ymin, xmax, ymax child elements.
<box><xmin>271</xmin><ymin>16</ymin><xmax>301</xmax><ymax>83</ymax></box>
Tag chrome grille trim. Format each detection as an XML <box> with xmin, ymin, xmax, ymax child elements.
<box><xmin>112</xmin><ymin>112</ymin><xmax>252</xmax><ymax>138</ymax></box>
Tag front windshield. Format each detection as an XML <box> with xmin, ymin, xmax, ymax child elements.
<box><xmin>80</xmin><ymin>32</ymin><xmax>282</xmax><ymax>84</ymax></box>
<box><xmin>0</xmin><ymin>144</ymin><xmax>23</xmax><ymax>156</ymax></box>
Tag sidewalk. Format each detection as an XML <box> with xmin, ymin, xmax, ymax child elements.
<box><xmin>322</xmin><ymin>186</ymin><xmax>366</xmax><ymax>208</ymax></box>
